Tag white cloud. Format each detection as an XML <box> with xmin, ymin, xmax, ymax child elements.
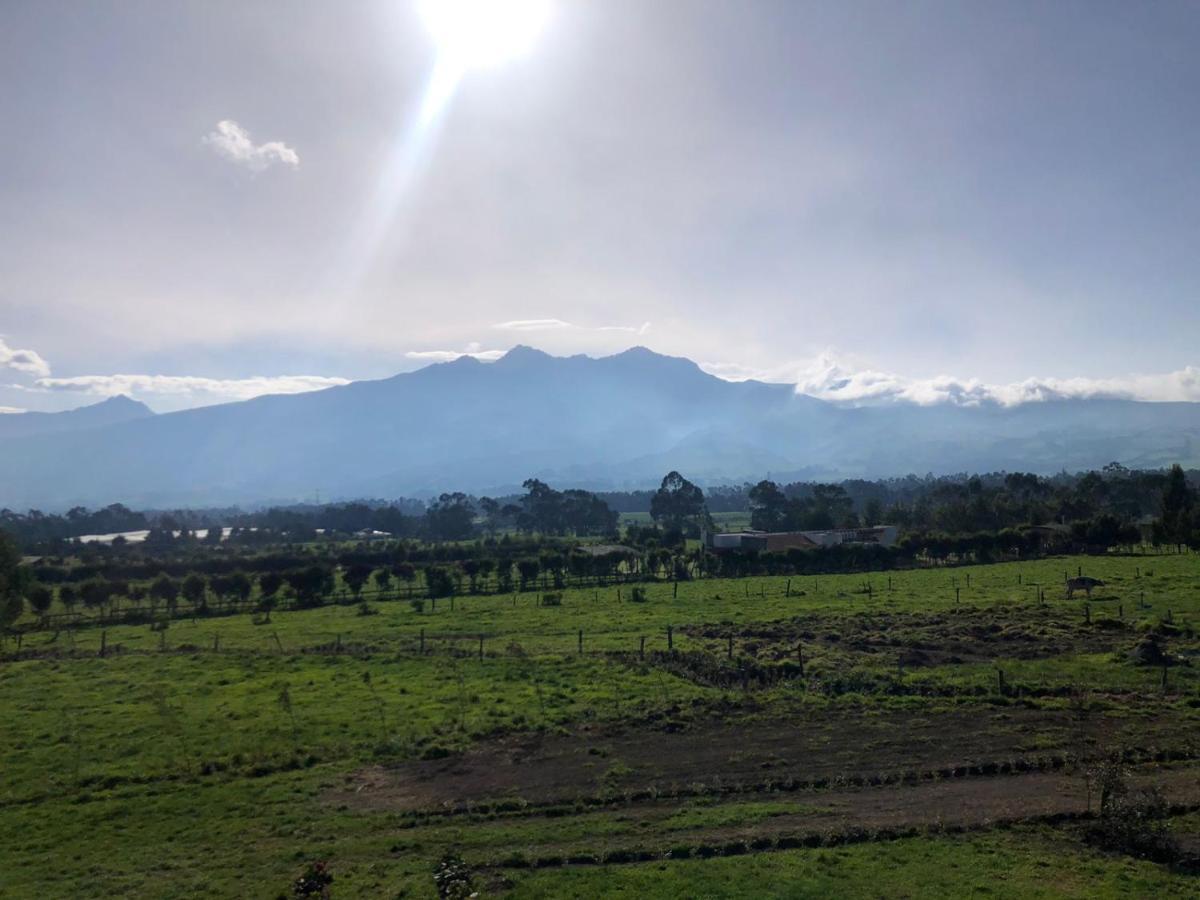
<box><xmin>0</xmin><ymin>337</ymin><xmax>51</xmax><ymax>378</ymax></box>
<box><xmin>203</xmin><ymin>120</ymin><xmax>299</xmax><ymax>172</ymax></box>
<box><xmin>34</xmin><ymin>373</ymin><xmax>347</xmax><ymax>401</ymax></box>
<box><xmin>493</xmin><ymin>319</ymin><xmax>574</xmax><ymax>332</ymax></box>
<box><xmin>405</xmin><ymin>342</ymin><xmax>505</xmax><ymax>362</ymax></box>
<box><xmin>598</xmin><ymin>321</ymin><xmax>652</xmax><ymax>335</ymax></box>
<box><xmin>0</xmin><ymin>406</ymin><xmax>26</xmax><ymax>414</ymax></box>
<box><xmin>493</xmin><ymin>319</ymin><xmax>651</xmax><ymax>335</ymax></box>
<box><xmin>703</xmin><ymin>351</ymin><xmax>1200</xmax><ymax>407</ymax></box>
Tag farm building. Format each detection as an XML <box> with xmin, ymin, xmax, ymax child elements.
<box><xmin>705</xmin><ymin>525</ymin><xmax>898</xmax><ymax>553</ymax></box>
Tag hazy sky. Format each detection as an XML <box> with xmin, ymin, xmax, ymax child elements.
<box><xmin>2</xmin><ymin>0</ymin><xmax>1199</xmax><ymax>412</ymax></box>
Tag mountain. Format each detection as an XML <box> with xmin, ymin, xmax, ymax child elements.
<box><xmin>0</xmin><ymin>348</ymin><xmax>1197</xmax><ymax>509</ymax></box>
<box><xmin>0</xmin><ymin>395</ymin><xmax>154</xmax><ymax>442</ymax></box>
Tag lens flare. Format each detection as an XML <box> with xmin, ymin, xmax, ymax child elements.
<box><xmin>417</xmin><ymin>0</ymin><xmax>551</xmax><ymax>69</ymax></box>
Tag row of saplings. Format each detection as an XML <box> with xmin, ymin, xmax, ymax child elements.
<box><xmin>288</xmin><ymin>760</ymin><xmax>1190</xmax><ymax>898</ymax></box>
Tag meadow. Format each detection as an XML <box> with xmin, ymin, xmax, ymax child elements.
<box><xmin>2</xmin><ymin>553</ymin><xmax>1198</xmax><ymax>897</ymax></box>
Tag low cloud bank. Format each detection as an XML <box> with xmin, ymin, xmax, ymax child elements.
<box><xmin>405</xmin><ymin>341</ymin><xmax>506</xmax><ymax>362</ymax></box>
<box><xmin>703</xmin><ymin>353</ymin><xmax>1200</xmax><ymax>407</ymax></box>
<box><xmin>35</xmin><ymin>374</ymin><xmax>348</xmax><ymax>401</ymax></box>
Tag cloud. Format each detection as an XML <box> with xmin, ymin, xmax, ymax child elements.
<box><xmin>598</xmin><ymin>321</ymin><xmax>652</xmax><ymax>335</ymax></box>
<box><xmin>34</xmin><ymin>373</ymin><xmax>347</xmax><ymax>401</ymax></box>
<box><xmin>703</xmin><ymin>352</ymin><xmax>1200</xmax><ymax>407</ymax></box>
<box><xmin>493</xmin><ymin>319</ymin><xmax>574</xmax><ymax>332</ymax></box>
<box><xmin>203</xmin><ymin>120</ymin><xmax>299</xmax><ymax>172</ymax></box>
<box><xmin>405</xmin><ymin>342</ymin><xmax>505</xmax><ymax>363</ymax></box>
<box><xmin>493</xmin><ymin>319</ymin><xmax>652</xmax><ymax>335</ymax></box>
<box><xmin>0</xmin><ymin>406</ymin><xmax>26</xmax><ymax>415</ymax></box>
<box><xmin>0</xmin><ymin>337</ymin><xmax>51</xmax><ymax>378</ymax></box>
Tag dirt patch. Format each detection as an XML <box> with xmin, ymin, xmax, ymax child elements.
<box><xmin>682</xmin><ymin>605</ymin><xmax>1145</xmax><ymax>669</ymax></box>
<box><xmin>329</xmin><ymin>705</ymin><xmax>1196</xmax><ymax>813</ymax></box>
<box><xmin>471</xmin><ymin>766</ymin><xmax>1200</xmax><ymax>865</ymax></box>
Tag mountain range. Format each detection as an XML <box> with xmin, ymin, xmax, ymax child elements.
<box><xmin>1</xmin><ymin>346</ymin><xmax>1197</xmax><ymax>509</ymax></box>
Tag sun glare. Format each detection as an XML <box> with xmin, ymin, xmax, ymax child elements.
<box><xmin>417</xmin><ymin>0</ymin><xmax>551</xmax><ymax>69</ymax></box>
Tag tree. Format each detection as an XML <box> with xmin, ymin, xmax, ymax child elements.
<box><xmin>424</xmin><ymin>493</ymin><xmax>476</xmax><ymax>542</ymax></box>
<box><xmin>423</xmin><ymin>566</ymin><xmax>455</xmax><ymax>599</ymax></box>
<box><xmin>748</xmin><ymin>480</ymin><xmax>790</xmax><ymax>531</ymax></box>
<box><xmin>650</xmin><ymin>471</ymin><xmax>712</xmax><ymax>537</ymax></box>
<box><xmin>0</xmin><ymin>530</ymin><xmax>28</xmax><ymax>632</ymax></box>
<box><xmin>516</xmin><ymin>558</ymin><xmax>540</xmax><ymax>592</ymax></box>
<box><xmin>342</xmin><ymin>563</ymin><xmax>372</xmax><ymax>599</ymax></box>
<box><xmin>1157</xmin><ymin>464</ymin><xmax>1195</xmax><ymax>551</ymax></box>
<box><xmin>286</xmin><ymin>566</ymin><xmax>334</xmax><ymax>608</ymax></box>
<box><xmin>80</xmin><ymin>579</ymin><xmax>113</xmax><ymax>615</ymax></box>
<box><xmin>258</xmin><ymin>571</ymin><xmax>284</xmax><ymax>603</ymax></box>
<box><xmin>149</xmin><ymin>575</ymin><xmax>179</xmax><ymax>615</ymax></box>
<box><xmin>226</xmin><ymin>571</ymin><xmax>253</xmax><ymax>609</ymax></box>
<box><xmin>373</xmin><ymin>568</ymin><xmax>393</xmax><ymax>594</ymax></box>
<box><xmin>58</xmin><ymin>583</ymin><xmax>79</xmax><ymax>615</ymax></box>
<box><xmin>28</xmin><ymin>584</ymin><xmax>53</xmax><ymax>621</ymax></box>
<box><xmin>181</xmin><ymin>573</ymin><xmax>208</xmax><ymax>612</ymax></box>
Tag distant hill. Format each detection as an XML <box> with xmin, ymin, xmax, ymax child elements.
<box><xmin>0</xmin><ymin>347</ymin><xmax>1197</xmax><ymax>509</ymax></box>
<box><xmin>0</xmin><ymin>395</ymin><xmax>154</xmax><ymax>442</ymax></box>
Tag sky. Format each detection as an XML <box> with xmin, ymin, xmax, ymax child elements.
<box><xmin>2</xmin><ymin>0</ymin><xmax>1199</xmax><ymax>413</ymax></box>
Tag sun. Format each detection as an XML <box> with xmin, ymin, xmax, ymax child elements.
<box><xmin>417</xmin><ymin>0</ymin><xmax>552</xmax><ymax>69</ymax></box>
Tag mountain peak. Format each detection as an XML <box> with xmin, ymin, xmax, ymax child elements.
<box><xmin>95</xmin><ymin>394</ymin><xmax>153</xmax><ymax>413</ymax></box>
<box><xmin>494</xmin><ymin>345</ymin><xmax>553</xmax><ymax>367</ymax></box>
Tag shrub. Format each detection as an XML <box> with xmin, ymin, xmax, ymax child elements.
<box><xmin>541</xmin><ymin>593</ymin><xmax>562</xmax><ymax>607</ymax></box>
<box><xmin>292</xmin><ymin>860</ymin><xmax>333</xmax><ymax>898</ymax></box>
<box><xmin>630</xmin><ymin>587</ymin><xmax>648</xmax><ymax>603</ymax></box>
<box><xmin>432</xmin><ymin>853</ymin><xmax>475</xmax><ymax>899</ymax></box>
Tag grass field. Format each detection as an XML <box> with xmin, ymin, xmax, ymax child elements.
<box><xmin>2</xmin><ymin>553</ymin><xmax>1199</xmax><ymax>897</ymax></box>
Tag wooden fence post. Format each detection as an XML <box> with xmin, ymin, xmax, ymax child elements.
<box><xmin>786</xmin><ymin>578</ymin><xmax>792</xmax><ymax>597</ymax></box>
<box><xmin>99</xmin><ymin>630</ymin><xmax>107</xmax><ymax>657</ymax></box>
<box><xmin>639</xmin><ymin>636</ymin><xmax>646</xmax><ymax>659</ymax></box>
<box><xmin>667</xmin><ymin>625</ymin><xmax>673</xmax><ymax>651</ymax></box>
<box><xmin>797</xmin><ymin>643</ymin><xmax>804</xmax><ymax>677</ymax></box>
<box><xmin>479</xmin><ymin>636</ymin><xmax>484</xmax><ymax>661</ymax></box>
<box><xmin>578</xmin><ymin>629</ymin><xmax>583</xmax><ymax>655</ymax></box>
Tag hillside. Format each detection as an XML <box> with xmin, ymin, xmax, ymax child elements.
<box><xmin>0</xmin><ymin>394</ymin><xmax>154</xmax><ymax>442</ymax></box>
<box><xmin>0</xmin><ymin>347</ymin><xmax>1198</xmax><ymax>508</ymax></box>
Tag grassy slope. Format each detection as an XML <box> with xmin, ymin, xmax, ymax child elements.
<box><xmin>2</xmin><ymin>553</ymin><xmax>1198</xmax><ymax>897</ymax></box>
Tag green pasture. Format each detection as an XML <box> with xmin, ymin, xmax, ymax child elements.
<box><xmin>2</xmin><ymin>553</ymin><xmax>1198</xmax><ymax>897</ymax></box>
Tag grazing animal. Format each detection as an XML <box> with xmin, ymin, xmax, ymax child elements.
<box><xmin>1066</xmin><ymin>576</ymin><xmax>1105</xmax><ymax>599</ymax></box>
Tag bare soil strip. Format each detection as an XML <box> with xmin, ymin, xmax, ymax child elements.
<box><xmin>332</xmin><ymin>706</ymin><xmax>1196</xmax><ymax>812</ymax></box>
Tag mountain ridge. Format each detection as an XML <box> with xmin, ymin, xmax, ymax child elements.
<box><xmin>1</xmin><ymin>348</ymin><xmax>1197</xmax><ymax>509</ymax></box>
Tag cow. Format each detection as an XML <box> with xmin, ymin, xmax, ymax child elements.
<box><xmin>1065</xmin><ymin>576</ymin><xmax>1105</xmax><ymax>600</ymax></box>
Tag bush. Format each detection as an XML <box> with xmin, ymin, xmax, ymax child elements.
<box><xmin>630</xmin><ymin>587</ymin><xmax>648</xmax><ymax>603</ymax></box>
<box><xmin>292</xmin><ymin>860</ymin><xmax>333</xmax><ymax>898</ymax></box>
<box><xmin>410</xmin><ymin>599</ymin><xmax>425</xmax><ymax>613</ymax></box>
<box><xmin>541</xmin><ymin>593</ymin><xmax>562</xmax><ymax>607</ymax></box>
<box><xmin>432</xmin><ymin>853</ymin><xmax>475</xmax><ymax>899</ymax></box>
<box><xmin>1087</xmin><ymin>784</ymin><xmax>1180</xmax><ymax>863</ymax></box>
